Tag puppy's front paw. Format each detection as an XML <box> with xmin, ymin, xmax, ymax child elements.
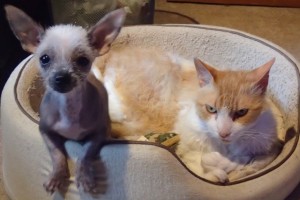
<box><xmin>43</xmin><ymin>170</ymin><xmax>70</xmax><ymax>194</ymax></box>
<box><xmin>76</xmin><ymin>159</ymin><xmax>107</xmax><ymax>194</ymax></box>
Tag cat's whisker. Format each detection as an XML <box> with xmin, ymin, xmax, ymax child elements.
<box><xmin>243</xmin><ymin>128</ymin><xmax>275</xmax><ymax>135</ymax></box>
<box><xmin>240</xmin><ymin>131</ymin><xmax>276</xmax><ymax>145</ymax></box>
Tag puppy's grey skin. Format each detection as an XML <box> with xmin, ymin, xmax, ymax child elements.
<box><xmin>5</xmin><ymin>5</ymin><xmax>126</xmax><ymax>194</ymax></box>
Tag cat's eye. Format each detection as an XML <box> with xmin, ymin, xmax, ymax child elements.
<box><xmin>76</xmin><ymin>56</ymin><xmax>90</xmax><ymax>67</ymax></box>
<box><xmin>205</xmin><ymin>104</ymin><xmax>217</xmax><ymax>114</ymax></box>
<box><xmin>40</xmin><ymin>54</ymin><xmax>50</xmax><ymax>66</ymax></box>
<box><xmin>235</xmin><ymin>109</ymin><xmax>248</xmax><ymax>117</ymax></box>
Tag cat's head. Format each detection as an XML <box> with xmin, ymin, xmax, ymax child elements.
<box><xmin>194</xmin><ymin>58</ymin><xmax>275</xmax><ymax>143</ymax></box>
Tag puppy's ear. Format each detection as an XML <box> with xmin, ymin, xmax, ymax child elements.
<box><xmin>4</xmin><ymin>5</ymin><xmax>44</xmax><ymax>53</ymax></box>
<box><xmin>88</xmin><ymin>8</ymin><xmax>126</xmax><ymax>55</ymax></box>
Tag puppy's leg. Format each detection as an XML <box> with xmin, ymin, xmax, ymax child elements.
<box><xmin>76</xmin><ymin>128</ymin><xmax>108</xmax><ymax>193</ymax></box>
<box><xmin>40</xmin><ymin>131</ymin><xmax>69</xmax><ymax>194</ymax></box>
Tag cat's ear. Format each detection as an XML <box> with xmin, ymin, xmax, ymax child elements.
<box><xmin>88</xmin><ymin>8</ymin><xmax>126</xmax><ymax>55</ymax></box>
<box><xmin>4</xmin><ymin>5</ymin><xmax>44</xmax><ymax>53</ymax></box>
<box><xmin>250</xmin><ymin>58</ymin><xmax>275</xmax><ymax>93</ymax></box>
<box><xmin>194</xmin><ymin>58</ymin><xmax>216</xmax><ymax>87</ymax></box>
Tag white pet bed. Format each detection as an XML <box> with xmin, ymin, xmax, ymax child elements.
<box><xmin>1</xmin><ymin>25</ymin><xmax>300</xmax><ymax>200</ymax></box>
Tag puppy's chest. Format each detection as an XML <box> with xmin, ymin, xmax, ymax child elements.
<box><xmin>53</xmin><ymin>96</ymin><xmax>88</xmax><ymax>140</ymax></box>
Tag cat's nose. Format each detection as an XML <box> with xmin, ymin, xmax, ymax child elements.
<box><xmin>219</xmin><ymin>131</ymin><xmax>231</xmax><ymax>139</ymax></box>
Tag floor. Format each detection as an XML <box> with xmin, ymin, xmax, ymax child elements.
<box><xmin>0</xmin><ymin>1</ymin><xmax>300</xmax><ymax>199</ymax></box>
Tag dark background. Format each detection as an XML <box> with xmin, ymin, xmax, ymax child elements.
<box><xmin>0</xmin><ymin>0</ymin><xmax>53</xmax><ymax>95</ymax></box>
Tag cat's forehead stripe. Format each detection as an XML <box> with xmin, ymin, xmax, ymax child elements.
<box><xmin>212</xmin><ymin>70</ymin><xmax>262</xmax><ymax>111</ymax></box>
<box><xmin>215</xmin><ymin>93</ymin><xmax>238</xmax><ymax>110</ymax></box>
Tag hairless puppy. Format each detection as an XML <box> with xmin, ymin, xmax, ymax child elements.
<box><xmin>5</xmin><ymin>5</ymin><xmax>126</xmax><ymax>194</ymax></box>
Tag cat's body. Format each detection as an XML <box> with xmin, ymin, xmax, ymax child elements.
<box><xmin>93</xmin><ymin>47</ymin><xmax>188</xmax><ymax>137</ymax></box>
<box><xmin>93</xmin><ymin>46</ymin><xmax>281</xmax><ymax>182</ymax></box>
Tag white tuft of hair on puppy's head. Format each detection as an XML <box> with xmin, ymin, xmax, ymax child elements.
<box><xmin>5</xmin><ymin>4</ymin><xmax>126</xmax><ymax>93</ymax></box>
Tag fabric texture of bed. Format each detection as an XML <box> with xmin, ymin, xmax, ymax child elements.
<box><xmin>1</xmin><ymin>25</ymin><xmax>299</xmax><ymax>200</ymax></box>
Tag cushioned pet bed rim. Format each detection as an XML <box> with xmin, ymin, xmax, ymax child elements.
<box><xmin>14</xmin><ymin>24</ymin><xmax>300</xmax><ymax>186</ymax></box>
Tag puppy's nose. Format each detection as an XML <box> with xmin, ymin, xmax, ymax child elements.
<box><xmin>55</xmin><ymin>72</ymin><xmax>71</xmax><ymax>84</ymax></box>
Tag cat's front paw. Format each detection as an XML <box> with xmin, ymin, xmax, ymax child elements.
<box><xmin>205</xmin><ymin>169</ymin><xmax>229</xmax><ymax>183</ymax></box>
<box><xmin>202</xmin><ymin>152</ymin><xmax>223</xmax><ymax>167</ymax></box>
<box><xmin>201</xmin><ymin>152</ymin><xmax>229</xmax><ymax>183</ymax></box>
<box><xmin>43</xmin><ymin>170</ymin><xmax>70</xmax><ymax>194</ymax></box>
<box><xmin>76</xmin><ymin>159</ymin><xmax>107</xmax><ymax>194</ymax></box>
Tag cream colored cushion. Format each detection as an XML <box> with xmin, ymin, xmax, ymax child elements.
<box><xmin>1</xmin><ymin>25</ymin><xmax>299</xmax><ymax>200</ymax></box>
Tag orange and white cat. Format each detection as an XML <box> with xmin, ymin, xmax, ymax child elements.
<box><xmin>93</xmin><ymin>47</ymin><xmax>281</xmax><ymax>182</ymax></box>
<box><xmin>175</xmin><ymin>58</ymin><xmax>281</xmax><ymax>182</ymax></box>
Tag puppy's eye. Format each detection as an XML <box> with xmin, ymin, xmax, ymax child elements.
<box><xmin>205</xmin><ymin>104</ymin><xmax>217</xmax><ymax>114</ymax></box>
<box><xmin>40</xmin><ymin>54</ymin><xmax>50</xmax><ymax>66</ymax></box>
<box><xmin>76</xmin><ymin>56</ymin><xmax>90</xmax><ymax>67</ymax></box>
<box><xmin>235</xmin><ymin>109</ymin><xmax>248</xmax><ymax>118</ymax></box>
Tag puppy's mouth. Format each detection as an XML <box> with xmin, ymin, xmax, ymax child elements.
<box><xmin>51</xmin><ymin>83</ymin><xmax>75</xmax><ymax>93</ymax></box>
